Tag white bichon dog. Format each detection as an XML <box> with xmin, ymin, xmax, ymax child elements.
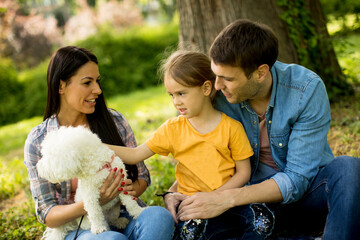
<box><xmin>37</xmin><ymin>126</ymin><xmax>145</xmax><ymax>240</ymax></box>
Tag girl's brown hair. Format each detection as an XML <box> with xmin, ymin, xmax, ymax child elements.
<box><xmin>159</xmin><ymin>50</ymin><xmax>216</xmax><ymax>99</ymax></box>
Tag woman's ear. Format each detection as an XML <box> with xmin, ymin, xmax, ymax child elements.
<box><xmin>201</xmin><ymin>80</ymin><xmax>213</xmax><ymax>96</ymax></box>
<box><xmin>59</xmin><ymin>80</ymin><xmax>66</xmax><ymax>94</ymax></box>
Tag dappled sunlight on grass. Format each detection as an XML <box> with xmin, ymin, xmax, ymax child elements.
<box><xmin>108</xmin><ymin>85</ymin><xmax>176</xmax><ymax>143</ymax></box>
<box><xmin>0</xmin><ymin>117</ymin><xmax>42</xmax><ymax>156</ymax></box>
<box><xmin>0</xmin><ymin>157</ymin><xmax>29</xmax><ymax>201</ymax></box>
<box><xmin>328</xmin><ymin>93</ymin><xmax>360</xmax><ymax>158</ymax></box>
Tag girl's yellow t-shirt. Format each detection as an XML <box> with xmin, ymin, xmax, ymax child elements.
<box><xmin>146</xmin><ymin>113</ymin><xmax>253</xmax><ymax>196</ymax></box>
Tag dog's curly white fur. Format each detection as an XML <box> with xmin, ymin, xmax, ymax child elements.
<box><xmin>37</xmin><ymin>126</ymin><xmax>145</xmax><ymax>240</ymax></box>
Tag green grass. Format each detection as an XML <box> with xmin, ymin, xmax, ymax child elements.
<box><xmin>0</xmin><ymin>157</ymin><xmax>29</xmax><ymax>201</ymax></box>
<box><xmin>0</xmin><ymin>117</ymin><xmax>42</xmax><ymax>156</ymax></box>
<box><xmin>108</xmin><ymin>85</ymin><xmax>176</xmax><ymax>143</ymax></box>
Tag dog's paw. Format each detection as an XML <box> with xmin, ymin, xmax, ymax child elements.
<box><xmin>113</xmin><ymin>217</ymin><xmax>130</xmax><ymax>229</ymax></box>
<box><xmin>91</xmin><ymin>225</ymin><xmax>109</xmax><ymax>235</ymax></box>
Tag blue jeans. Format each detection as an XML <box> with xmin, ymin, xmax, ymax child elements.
<box><xmin>269</xmin><ymin>156</ymin><xmax>360</xmax><ymax>239</ymax></box>
<box><xmin>201</xmin><ymin>156</ymin><xmax>360</xmax><ymax>240</ymax></box>
<box><xmin>65</xmin><ymin>206</ymin><xmax>174</xmax><ymax>240</ymax></box>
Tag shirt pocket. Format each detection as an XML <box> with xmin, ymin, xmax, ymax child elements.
<box><xmin>269</xmin><ymin>132</ymin><xmax>290</xmax><ymax>162</ymax></box>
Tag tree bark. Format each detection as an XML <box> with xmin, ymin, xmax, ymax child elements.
<box><xmin>177</xmin><ymin>0</ymin><xmax>353</xmax><ymax>100</ymax></box>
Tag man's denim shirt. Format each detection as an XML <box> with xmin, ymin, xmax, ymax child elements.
<box><xmin>215</xmin><ymin>61</ymin><xmax>334</xmax><ymax>204</ymax></box>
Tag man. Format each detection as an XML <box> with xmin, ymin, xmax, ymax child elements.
<box><xmin>164</xmin><ymin>19</ymin><xmax>360</xmax><ymax>239</ymax></box>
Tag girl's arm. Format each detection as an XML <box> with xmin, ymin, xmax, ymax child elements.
<box><xmin>106</xmin><ymin>143</ymin><xmax>155</xmax><ymax>165</ymax></box>
<box><xmin>215</xmin><ymin>158</ymin><xmax>251</xmax><ymax>192</ymax></box>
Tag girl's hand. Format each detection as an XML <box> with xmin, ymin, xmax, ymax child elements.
<box><xmin>99</xmin><ymin>167</ymin><xmax>125</xmax><ymax>205</ymax></box>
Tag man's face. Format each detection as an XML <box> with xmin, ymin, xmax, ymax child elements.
<box><xmin>211</xmin><ymin>61</ymin><xmax>261</xmax><ymax>104</ymax></box>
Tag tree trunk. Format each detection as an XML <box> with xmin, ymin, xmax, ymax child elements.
<box><xmin>177</xmin><ymin>0</ymin><xmax>353</xmax><ymax>101</ymax></box>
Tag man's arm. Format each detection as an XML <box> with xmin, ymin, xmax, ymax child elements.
<box><xmin>176</xmin><ymin>178</ymin><xmax>282</xmax><ymax>221</ymax></box>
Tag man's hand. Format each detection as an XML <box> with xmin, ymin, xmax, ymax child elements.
<box><xmin>164</xmin><ymin>192</ymin><xmax>188</xmax><ymax>223</ymax></box>
<box><xmin>176</xmin><ymin>191</ymin><xmax>232</xmax><ymax>221</ymax></box>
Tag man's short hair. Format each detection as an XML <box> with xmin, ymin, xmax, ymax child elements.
<box><xmin>209</xmin><ymin>19</ymin><xmax>279</xmax><ymax>78</ymax></box>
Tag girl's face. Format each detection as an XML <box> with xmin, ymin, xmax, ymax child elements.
<box><xmin>164</xmin><ymin>74</ymin><xmax>210</xmax><ymax>119</ymax></box>
<box><xmin>59</xmin><ymin>61</ymin><xmax>102</xmax><ymax>119</ymax></box>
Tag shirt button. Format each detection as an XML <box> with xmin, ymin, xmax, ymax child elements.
<box><xmin>268</xmin><ymin>120</ymin><xmax>272</xmax><ymax>124</ymax></box>
<box><xmin>253</xmin><ymin>121</ymin><xmax>257</xmax><ymax>124</ymax></box>
<box><xmin>279</xmin><ymin>143</ymin><xmax>283</xmax><ymax>147</ymax></box>
<box><xmin>254</xmin><ymin>143</ymin><xmax>258</xmax><ymax>147</ymax></box>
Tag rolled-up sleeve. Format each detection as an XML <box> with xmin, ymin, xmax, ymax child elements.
<box><xmin>272</xmin><ymin>78</ymin><xmax>332</xmax><ymax>204</ymax></box>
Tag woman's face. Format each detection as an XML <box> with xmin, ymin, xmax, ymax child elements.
<box><xmin>59</xmin><ymin>61</ymin><xmax>102</xmax><ymax>118</ymax></box>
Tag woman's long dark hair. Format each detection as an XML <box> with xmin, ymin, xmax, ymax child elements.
<box><xmin>45</xmin><ymin>46</ymin><xmax>138</xmax><ymax>181</ymax></box>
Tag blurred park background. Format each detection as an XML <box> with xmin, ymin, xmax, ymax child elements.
<box><xmin>0</xmin><ymin>0</ymin><xmax>359</xmax><ymax>239</ymax></box>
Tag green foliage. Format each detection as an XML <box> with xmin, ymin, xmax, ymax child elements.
<box><xmin>77</xmin><ymin>23</ymin><xmax>178</xmax><ymax>97</ymax></box>
<box><xmin>0</xmin><ymin>157</ymin><xmax>29</xmax><ymax>201</ymax></box>
<box><xmin>0</xmin><ymin>202</ymin><xmax>45</xmax><ymax>240</ymax></box>
<box><xmin>276</xmin><ymin>0</ymin><xmax>354</xmax><ymax>101</ymax></box>
<box><xmin>18</xmin><ymin>61</ymin><xmax>49</xmax><ymax>121</ymax></box>
<box><xmin>0</xmin><ymin>23</ymin><xmax>178</xmax><ymax>127</ymax></box>
<box><xmin>333</xmin><ymin>34</ymin><xmax>360</xmax><ymax>85</ymax></box>
<box><xmin>0</xmin><ymin>58</ymin><xmax>25</xmax><ymax>125</ymax></box>
<box><xmin>141</xmin><ymin>155</ymin><xmax>176</xmax><ymax>207</ymax></box>
<box><xmin>277</xmin><ymin>0</ymin><xmax>318</xmax><ymax>67</ymax></box>
<box><xmin>321</xmin><ymin>0</ymin><xmax>360</xmax><ymax>33</ymax></box>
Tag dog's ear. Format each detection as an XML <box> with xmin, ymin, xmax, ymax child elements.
<box><xmin>37</xmin><ymin>154</ymin><xmax>82</xmax><ymax>183</ymax></box>
<box><xmin>38</xmin><ymin>126</ymin><xmax>110</xmax><ymax>182</ymax></box>
<box><xmin>37</xmin><ymin>127</ymin><xmax>86</xmax><ymax>182</ymax></box>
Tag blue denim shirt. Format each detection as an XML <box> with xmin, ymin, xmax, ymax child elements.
<box><xmin>214</xmin><ymin>61</ymin><xmax>334</xmax><ymax>204</ymax></box>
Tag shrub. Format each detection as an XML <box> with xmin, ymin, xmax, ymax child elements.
<box><xmin>0</xmin><ymin>23</ymin><xmax>178</xmax><ymax>126</ymax></box>
<box><xmin>77</xmin><ymin>23</ymin><xmax>178</xmax><ymax>97</ymax></box>
<box><xmin>18</xmin><ymin>61</ymin><xmax>48</xmax><ymax>119</ymax></box>
<box><xmin>0</xmin><ymin>58</ymin><xmax>25</xmax><ymax>125</ymax></box>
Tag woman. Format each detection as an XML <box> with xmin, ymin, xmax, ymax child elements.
<box><xmin>24</xmin><ymin>46</ymin><xmax>174</xmax><ymax>240</ymax></box>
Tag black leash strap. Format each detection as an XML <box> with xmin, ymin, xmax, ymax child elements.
<box><xmin>74</xmin><ymin>215</ymin><xmax>84</xmax><ymax>240</ymax></box>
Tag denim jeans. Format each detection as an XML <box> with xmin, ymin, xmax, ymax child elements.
<box><xmin>65</xmin><ymin>206</ymin><xmax>174</xmax><ymax>240</ymax></box>
<box><xmin>173</xmin><ymin>205</ymin><xmax>266</xmax><ymax>240</ymax></box>
<box><xmin>269</xmin><ymin>156</ymin><xmax>360</xmax><ymax>240</ymax></box>
<box><xmin>197</xmin><ymin>156</ymin><xmax>360</xmax><ymax>240</ymax></box>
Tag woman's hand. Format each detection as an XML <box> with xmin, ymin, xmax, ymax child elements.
<box><xmin>99</xmin><ymin>167</ymin><xmax>125</xmax><ymax>206</ymax></box>
<box><xmin>118</xmin><ymin>178</ymin><xmax>137</xmax><ymax>198</ymax></box>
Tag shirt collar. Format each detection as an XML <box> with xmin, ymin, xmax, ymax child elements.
<box><xmin>46</xmin><ymin>114</ymin><xmax>60</xmax><ymax>132</ymax></box>
<box><xmin>268</xmin><ymin>61</ymin><xmax>279</xmax><ymax>108</ymax></box>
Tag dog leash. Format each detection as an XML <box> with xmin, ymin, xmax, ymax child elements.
<box><xmin>73</xmin><ymin>215</ymin><xmax>84</xmax><ymax>240</ymax></box>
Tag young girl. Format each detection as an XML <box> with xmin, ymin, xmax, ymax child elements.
<box><xmin>107</xmin><ymin>50</ymin><xmax>254</xmax><ymax>239</ymax></box>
